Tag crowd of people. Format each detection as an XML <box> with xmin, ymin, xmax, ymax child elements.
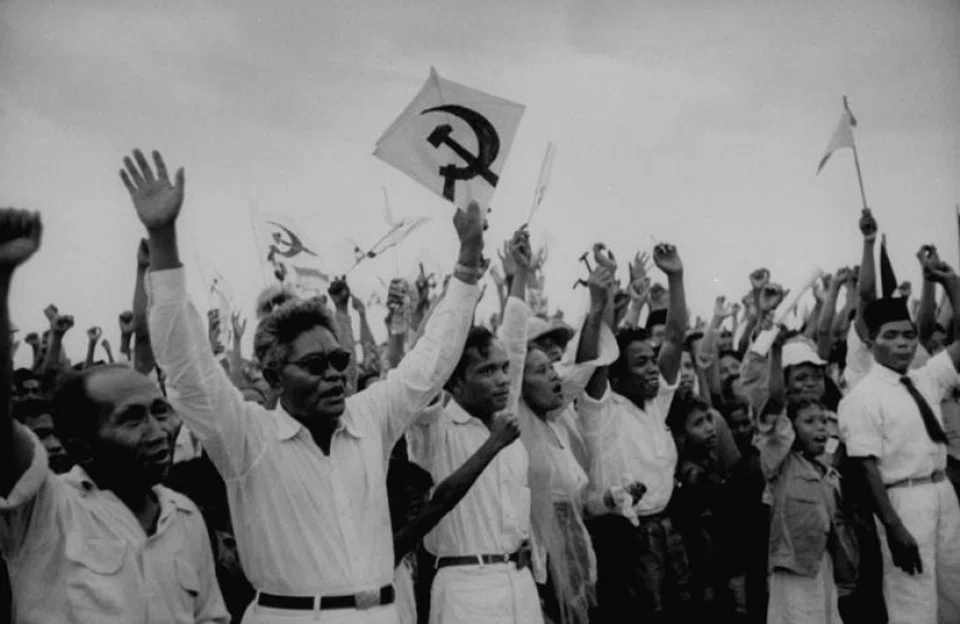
<box><xmin>1</xmin><ymin>148</ymin><xmax>958</xmax><ymax>624</ymax></box>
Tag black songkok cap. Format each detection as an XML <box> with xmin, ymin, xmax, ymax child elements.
<box><xmin>646</xmin><ymin>309</ymin><xmax>668</xmax><ymax>331</ymax></box>
<box><xmin>864</xmin><ymin>297</ymin><xmax>912</xmax><ymax>336</ymax></box>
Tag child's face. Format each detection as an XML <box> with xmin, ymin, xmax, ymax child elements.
<box><xmin>792</xmin><ymin>404</ymin><xmax>829</xmax><ymax>457</ymax></box>
<box><xmin>685</xmin><ymin>408</ymin><xmax>718</xmax><ymax>451</ymax></box>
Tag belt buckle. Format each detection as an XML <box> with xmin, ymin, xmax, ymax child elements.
<box><xmin>355</xmin><ymin>589</ymin><xmax>379</xmax><ymax>610</ymax></box>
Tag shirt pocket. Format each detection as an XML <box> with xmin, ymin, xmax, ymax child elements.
<box><xmin>784</xmin><ymin>482</ymin><xmax>828</xmax><ymax>559</ymax></box>
<box><xmin>64</xmin><ymin>536</ymin><xmax>130</xmax><ymax>616</ymax></box>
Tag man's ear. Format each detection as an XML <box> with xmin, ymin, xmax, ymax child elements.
<box><xmin>262</xmin><ymin>367</ymin><xmax>282</xmax><ymax>389</ymax></box>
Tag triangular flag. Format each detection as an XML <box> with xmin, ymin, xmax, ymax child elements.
<box><xmin>817</xmin><ymin>97</ymin><xmax>858</xmax><ymax>174</ymax></box>
<box><xmin>251</xmin><ymin>208</ymin><xmax>328</xmax><ymax>295</ymax></box>
<box><xmin>879</xmin><ymin>234</ymin><xmax>898</xmax><ymax>298</ymax></box>
<box><xmin>526</xmin><ymin>142</ymin><xmax>556</xmax><ymax>224</ymax></box>
<box><xmin>374</xmin><ymin>67</ymin><xmax>525</xmax><ymax>210</ymax></box>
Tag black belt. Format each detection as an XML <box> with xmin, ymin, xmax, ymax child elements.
<box><xmin>436</xmin><ymin>545</ymin><xmax>531</xmax><ymax>570</ymax></box>
<box><xmin>257</xmin><ymin>585</ymin><xmax>394</xmax><ymax>611</ymax></box>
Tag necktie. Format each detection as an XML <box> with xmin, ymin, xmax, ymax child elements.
<box><xmin>900</xmin><ymin>376</ymin><xmax>948</xmax><ymax>444</ymax></box>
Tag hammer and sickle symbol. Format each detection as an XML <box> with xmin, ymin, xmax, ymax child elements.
<box><xmin>267</xmin><ymin>222</ymin><xmax>316</xmax><ymax>261</ymax></box>
<box><xmin>421</xmin><ymin>105</ymin><xmax>500</xmax><ymax>201</ymax></box>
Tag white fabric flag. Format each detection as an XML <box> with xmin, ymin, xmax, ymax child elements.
<box><xmin>527</xmin><ymin>141</ymin><xmax>556</xmax><ymax>224</ymax></box>
<box><xmin>374</xmin><ymin>67</ymin><xmax>526</xmax><ymax>210</ymax></box>
<box><xmin>251</xmin><ymin>209</ymin><xmax>329</xmax><ymax>294</ymax></box>
<box><xmin>817</xmin><ymin>97</ymin><xmax>857</xmax><ymax>174</ymax></box>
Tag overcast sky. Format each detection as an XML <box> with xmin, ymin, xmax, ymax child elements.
<box><xmin>2</xmin><ymin>0</ymin><xmax>958</xmax><ymax>366</ymax></box>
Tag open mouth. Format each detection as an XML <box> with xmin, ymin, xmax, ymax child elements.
<box><xmin>552</xmin><ymin>382</ymin><xmax>563</xmax><ymax>396</ymax></box>
<box><xmin>319</xmin><ymin>386</ymin><xmax>345</xmax><ymax>400</ymax></box>
<box><xmin>145</xmin><ymin>449</ymin><xmax>171</xmax><ymax>465</ymax></box>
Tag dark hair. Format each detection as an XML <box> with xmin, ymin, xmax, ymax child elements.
<box><xmin>445</xmin><ymin>326</ymin><xmax>497</xmax><ymax>390</ymax></box>
<box><xmin>357</xmin><ymin>370</ymin><xmax>380</xmax><ymax>392</ymax></box>
<box><xmin>718</xmin><ymin>349</ymin><xmax>740</xmax><ymax>363</ymax></box>
<box><xmin>11</xmin><ymin>397</ymin><xmax>52</xmax><ymax>423</ymax></box>
<box><xmin>50</xmin><ymin>364</ymin><xmax>130</xmax><ymax>441</ymax></box>
<box><xmin>786</xmin><ymin>397</ymin><xmax>825</xmax><ymax>422</ymax></box>
<box><xmin>253</xmin><ymin>299</ymin><xmax>338</xmax><ymax>371</ymax></box>
<box><xmin>611</xmin><ymin>327</ymin><xmax>651</xmax><ymax>378</ymax></box>
<box><xmin>666</xmin><ymin>394</ymin><xmax>711</xmax><ymax>435</ymax></box>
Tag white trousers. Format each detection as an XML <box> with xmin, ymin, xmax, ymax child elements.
<box><xmin>877</xmin><ymin>479</ymin><xmax>960</xmax><ymax>624</ymax></box>
<box><xmin>429</xmin><ymin>563</ymin><xmax>544</xmax><ymax>624</ymax></box>
<box><xmin>767</xmin><ymin>555</ymin><xmax>841</xmax><ymax>624</ymax></box>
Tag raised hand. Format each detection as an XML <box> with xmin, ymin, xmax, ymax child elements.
<box><xmin>350</xmin><ymin>295</ymin><xmax>366</xmax><ymax>315</ymax></box>
<box><xmin>506</xmin><ymin>225</ymin><xmax>532</xmax><ymax>272</ymax></box>
<box><xmin>749</xmin><ymin>268</ymin><xmax>770</xmax><ymax>292</ymax></box>
<box><xmin>119</xmin><ymin>310</ymin><xmax>135</xmax><ymax>335</ymax></box>
<box><xmin>835</xmin><ymin>266</ymin><xmax>854</xmax><ymax>288</ymax></box>
<box><xmin>415</xmin><ymin>263</ymin><xmax>432</xmax><ymax>300</ymax></box>
<box><xmin>812</xmin><ymin>274</ymin><xmax>831</xmax><ymax>303</ymax></box>
<box><xmin>629</xmin><ymin>251</ymin><xmax>651</xmax><ymax>286</ymax></box>
<box><xmin>713</xmin><ymin>295</ymin><xmax>736</xmax><ymax>319</ymax></box>
<box><xmin>896</xmin><ymin>281</ymin><xmax>912</xmax><ymax>299</ymax></box>
<box><xmin>328</xmin><ymin>277</ymin><xmax>351</xmax><ymax>309</ymax></box>
<box><xmin>498</xmin><ymin>240</ymin><xmax>518</xmax><ymax>278</ymax></box>
<box><xmin>53</xmin><ymin>314</ymin><xmax>74</xmax><ymax>336</ymax></box>
<box><xmin>859</xmin><ymin>208</ymin><xmax>878</xmax><ymax>242</ymax></box>
<box><xmin>587</xmin><ymin>265</ymin><xmax>616</xmax><ymax>310</ymax></box>
<box><xmin>24</xmin><ymin>332</ymin><xmax>40</xmax><ymax>349</ymax></box>
<box><xmin>759</xmin><ymin>283</ymin><xmax>786</xmax><ymax>313</ymax></box>
<box><xmin>592</xmin><ymin>243</ymin><xmax>617</xmax><ymax>274</ymax></box>
<box><xmin>653</xmin><ymin>243</ymin><xmax>683</xmax><ymax>276</ymax></box>
<box><xmin>488</xmin><ymin>411</ymin><xmax>520</xmax><ymax>450</ymax></box>
<box><xmin>44</xmin><ymin>304</ymin><xmax>59</xmax><ymax>323</ymax></box>
<box><xmin>0</xmin><ymin>208</ymin><xmax>43</xmax><ymax>274</ymax></box>
<box><xmin>120</xmin><ymin>149</ymin><xmax>185</xmax><ymax>231</ymax></box>
<box><xmin>87</xmin><ymin>326</ymin><xmax>102</xmax><ymax>343</ymax></box>
<box><xmin>387</xmin><ymin>278</ymin><xmax>409</xmax><ymax>311</ymax></box>
<box><xmin>917</xmin><ymin>244</ymin><xmax>940</xmax><ymax>269</ymax></box>
<box><xmin>452</xmin><ymin>201</ymin><xmax>486</xmax><ymax>262</ymax></box>
<box><xmin>231</xmin><ymin>312</ymin><xmax>247</xmax><ymax>339</ymax></box>
<box><xmin>923</xmin><ymin>259</ymin><xmax>958</xmax><ymax>285</ymax></box>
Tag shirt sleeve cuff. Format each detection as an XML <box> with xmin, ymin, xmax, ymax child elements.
<box><xmin>579</xmin><ymin>382</ymin><xmax>611</xmax><ymax>408</ymax></box>
<box><xmin>498</xmin><ymin>297</ymin><xmax>530</xmax><ymax>343</ymax></box>
<box><xmin>0</xmin><ymin>423</ymin><xmax>49</xmax><ymax>510</ymax></box>
<box><xmin>145</xmin><ymin>267</ymin><xmax>189</xmax><ymax>306</ymax></box>
<box><xmin>447</xmin><ymin>275</ymin><xmax>481</xmax><ymax>307</ymax></box>
<box><xmin>659</xmin><ymin>372</ymin><xmax>680</xmax><ymax>392</ymax></box>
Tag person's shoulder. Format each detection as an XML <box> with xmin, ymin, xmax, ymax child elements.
<box><xmin>157</xmin><ymin>484</ymin><xmax>201</xmax><ymax>516</ymax></box>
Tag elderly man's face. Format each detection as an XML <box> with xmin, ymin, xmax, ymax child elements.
<box><xmin>277</xmin><ymin>326</ymin><xmax>349</xmax><ymax>426</ymax></box>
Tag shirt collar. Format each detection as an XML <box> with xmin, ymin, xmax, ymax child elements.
<box><xmin>870</xmin><ymin>360</ymin><xmax>908</xmax><ymax>385</ymax></box>
<box><xmin>63</xmin><ymin>465</ymin><xmax>193</xmax><ymax>515</ymax></box>
<box><xmin>448</xmin><ymin>399</ymin><xmax>484</xmax><ymax>426</ymax></box>
<box><xmin>273</xmin><ymin>403</ymin><xmax>365</xmax><ymax>441</ymax></box>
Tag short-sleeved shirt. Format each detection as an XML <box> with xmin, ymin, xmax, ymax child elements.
<box><xmin>0</xmin><ymin>424</ymin><xmax>228</xmax><ymax>623</ymax></box>
<box><xmin>577</xmin><ymin>377</ymin><xmax>680</xmax><ymax>516</ymax></box>
<box><xmin>839</xmin><ymin>351</ymin><xmax>959</xmax><ymax>484</ymax></box>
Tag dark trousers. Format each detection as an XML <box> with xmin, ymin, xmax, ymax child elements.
<box><xmin>586</xmin><ymin>513</ymin><xmax>692</xmax><ymax>623</ymax></box>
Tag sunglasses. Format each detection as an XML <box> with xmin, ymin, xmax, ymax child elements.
<box><xmin>287</xmin><ymin>349</ymin><xmax>352</xmax><ymax>376</ymax></box>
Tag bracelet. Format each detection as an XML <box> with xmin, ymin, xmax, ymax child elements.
<box><xmin>453</xmin><ymin>263</ymin><xmax>486</xmax><ymax>280</ymax></box>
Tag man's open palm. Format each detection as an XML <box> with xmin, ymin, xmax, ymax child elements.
<box><xmin>120</xmin><ymin>149</ymin><xmax>184</xmax><ymax>231</ymax></box>
<box><xmin>0</xmin><ymin>208</ymin><xmax>42</xmax><ymax>270</ymax></box>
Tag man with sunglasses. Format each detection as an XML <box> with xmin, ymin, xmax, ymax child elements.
<box><xmin>122</xmin><ymin>149</ymin><xmax>485</xmax><ymax>624</ymax></box>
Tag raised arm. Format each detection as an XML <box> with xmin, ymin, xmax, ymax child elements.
<box><xmin>118</xmin><ymin>311</ymin><xmax>134</xmax><ymax>362</ymax></box>
<box><xmin>329</xmin><ymin>278</ymin><xmax>359</xmax><ymax>395</ymax></box>
<box><xmin>226</xmin><ymin>313</ymin><xmax>248</xmax><ymax>389</ymax></box>
<box><xmin>83</xmin><ymin>326</ymin><xmax>102</xmax><ymax>369</ymax></box>
<box><xmin>393</xmin><ymin>412</ymin><xmax>519</xmax><ymax>564</ymax></box>
<box><xmin>855</xmin><ymin>208</ymin><xmax>878</xmax><ymax>340</ymax></box>
<box><xmin>654</xmin><ymin>243</ymin><xmax>687</xmax><ymax>385</ymax></box>
<box><xmin>132</xmin><ymin>240</ymin><xmax>157</xmax><ymax>375</ymax></box>
<box><xmin>923</xmin><ymin>258</ymin><xmax>960</xmax><ymax>371</ymax></box>
<box><xmin>0</xmin><ymin>209</ymin><xmax>43</xmax><ymax>496</ymax></box>
<box><xmin>916</xmin><ymin>246</ymin><xmax>939</xmax><ymax>347</ymax></box>
<box><xmin>122</xmin><ymin>149</ymin><xmax>261</xmax><ymax>478</ymax></box>
<box><xmin>584</xmin><ymin>252</ymin><xmax>617</xmax><ymax>400</ymax></box>
<box><xmin>39</xmin><ymin>312</ymin><xmax>72</xmax><ymax>378</ymax></box>
<box><xmin>499</xmin><ymin>225</ymin><xmax>533</xmax><ymax>415</ymax></box>
<box><xmin>816</xmin><ymin>270</ymin><xmax>848</xmax><ymax>360</ymax></box>
<box><xmin>362</xmin><ymin>202</ymin><xmax>485</xmax><ymax>445</ymax></box>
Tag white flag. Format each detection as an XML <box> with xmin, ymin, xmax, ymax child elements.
<box><xmin>374</xmin><ymin>67</ymin><xmax>525</xmax><ymax>210</ymax></box>
<box><xmin>817</xmin><ymin>97</ymin><xmax>857</xmax><ymax>174</ymax></box>
<box><xmin>527</xmin><ymin>142</ymin><xmax>556</xmax><ymax>223</ymax></box>
<box><xmin>251</xmin><ymin>208</ymin><xmax>328</xmax><ymax>293</ymax></box>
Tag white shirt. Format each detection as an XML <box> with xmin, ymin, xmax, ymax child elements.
<box><xmin>577</xmin><ymin>376</ymin><xmax>680</xmax><ymax>517</ymax></box>
<box><xmin>839</xmin><ymin>350</ymin><xmax>959</xmax><ymax>484</ymax></box>
<box><xmin>409</xmin><ymin>296</ymin><xmax>532</xmax><ymax>565</ymax></box>
<box><xmin>146</xmin><ymin>268</ymin><xmax>479</xmax><ymax>597</ymax></box>
<box><xmin>0</xmin><ymin>425</ymin><xmax>228</xmax><ymax>624</ymax></box>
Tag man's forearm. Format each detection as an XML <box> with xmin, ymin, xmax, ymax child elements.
<box><xmin>393</xmin><ymin>438</ymin><xmax>503</xmax><ymax>564</ymax></box>
<box><xmin>0</xmin><ymin>277</ymin><xmax>34</xmax><ymax>497</ymax></box>
<box><xmin>859</xmin><ymin>458</ymin><xmax>903</xmax><ymax>530</ymax></box>
<box><xmin>816</xmin><ymin>288</ymin><xmax>840</xmax><ymax>360</ymax></box>
<box><xmin>40</xmin><ymin>334</ymin><xmax>64</xmax><ymax>375</ymax></box>
<box><xmin>664</xmin><ymin>273</ymin><xmax>687</xmax><ymax>344</ymax></box>
<box><xmin>147</xmin><ymin>226</ymin><xmax>182</xmax><ymax>272</ymax></box>
<box><xmin>859</xmin><ymin>239</ymin><xmax>877</xmax><ymax>303</ymax></box>
<box><xmin>576</xmin><ymin>302</ymin><xmax>604</xmax><ymax>364</ymax></box>
<box><xmin>84</xmin><ymin>342</ymin><xmax>96</xmax><ymax>369</ymax></box>
<box><xmin>917</xmin><ymin>279</ymin><xmax>937</xmax><ymax>344</ymax></box>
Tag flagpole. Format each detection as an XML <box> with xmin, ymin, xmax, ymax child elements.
<box><xmin>248</xmin><ymin>200</ymin><xmax>268</xmax><ymax>289</ymax></box>
<box><xmin>844</xmin><ymin>96</ymin><xmax>868</xmax><ymax>211</ymax></box>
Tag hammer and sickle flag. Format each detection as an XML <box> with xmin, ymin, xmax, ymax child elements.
<box><xmin>374</xmin><ymin>67</ymin><xmax>525</xmax><ymax>210</ymax></box>
<box><xmin>251</xmin><ymin>208</ymin><xmax>329</xmax><ymax>294</ymax></box>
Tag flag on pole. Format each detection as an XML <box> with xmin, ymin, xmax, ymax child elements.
<box><xmin>817</xmin><ymin>97</ymin><xmax>858</xmax><ymax>174</ymax></box>
<box><xmin>382</xmin><ymin>187</ymin><xmax>397</xmax><ymax>228</ymax></box>
<box><xmin>251</xmin><ymin>209</ymin><xmax>329</xmax><ymax>296</ymax></box>
<box><xmin>374</xmin><ymin>67</ymin><xmax>525</xmax><ymax>210</ymax></box>
<box><xmin>527</xmin><ymin>142</ymin><xmax>557</xmax><ymax>224</ymax></box>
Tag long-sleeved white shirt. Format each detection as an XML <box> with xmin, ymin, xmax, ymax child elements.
<box><xmin>0</xmin><ymin>425</ymin><xmax>228</xmax><ymax>624</ymax></box>
<box><xmin>146</xmin><ymin>268</ymin><xmax>479</xmax><ymax>598</ymax></box>
<box><xmin>408</xmin><ymin>297</ymin><xmax>535</xmax><ymax>570</ymax></box>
